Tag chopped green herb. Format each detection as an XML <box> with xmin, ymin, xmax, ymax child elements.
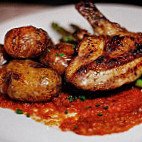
<box><xmin>65</xmin><ymin>110</ymin><xmax>68</xmax><ymax>114</ymax></box>
<box><xmin>36</xmin><ymin>28</ymin><xmax>40</xmax><ymax>35</ymax></box>
<box><xmin>104</xmin><ymin>106</ymin><xmax>109</xmax><ymax>110</ymax></box>
<box><xmin>26</xmin><ymin>114</ymin><xmax>30</xmax><ymax>117</ymax></box>
<box><xmin>98</xmin><ymin>113</ymin><xmax>103</xmax><ymax>116</ymax></box>
<box><xmin>47</xmin><ymin>49</ymin><xmax>51</xmax><ymax>52</ymax></box>
<box><xmin>67</xmin><ymin>95</ymin><xmax>73</xmax><ymax>102</ymax></box>
<box><xmin>95</xmin><ymin>103</ymin><xmax>100</xmax><ymax>107</ymax></box>
<box><xmin>74</xmin><ymin>125</ymin><xmax>78</xmax><ymax>129</ymax></box>
<box><xmin>42</xmin><ymin>75</ymin><xmax>46</xmax><ymax>78</ymax></box>
<box><xmin>72</xmin><ymin>44</ymin><xmax>76</xmax><ymax>49</ymax></box>
<box><xmin>16</xmin><ymin>109</ymin><xmax>23</xmax><ymax>114</ymax></box>
<box><xmin>59</xmin><ymin>53</ymin><xmax>65</xmax><ymax>57</ymax></box>
<box><xmin>74</xmin><ymin>96</ymin><xmax>78</xmax><ymax>100</ymax></box>
<box><xmin>79</xmin><ymin>95</ymin><xmax>86</xmax><ymax>101</ymax></box>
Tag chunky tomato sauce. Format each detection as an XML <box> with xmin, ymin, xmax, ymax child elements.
<box><xmin>0</xmin><ymin>85</ymin><xmax>142</xmax><ymax>135</ymax></box>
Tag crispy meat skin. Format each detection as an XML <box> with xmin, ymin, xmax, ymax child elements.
<box><xmin>75</xmin><ymin>1</ymin><xmax>128</xmax><ymax>36</ymax></box>
<box><xmin>65</xmin><ymin>1</ymin><xmax>142</xmax><ymax>91</ymax></box>
<box><xmin>66</xmin><ymin>35</ymin><xmax>142</xmax><ymax>91</ymax></box>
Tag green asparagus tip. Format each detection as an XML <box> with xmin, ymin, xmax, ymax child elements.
<box><xmin>135</xmin><ymin>79</ymin><xmax>142</xmax><ymax>88</ymax></box>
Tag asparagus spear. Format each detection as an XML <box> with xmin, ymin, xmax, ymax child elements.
<box><xmin>70</xmin><ymin>23</ymin><xmax>81</xmax><ymax>31</ymax></box>
<box><xmin>51</xmin><ymin>22</ymin><xmax>77</xmax><ymax>43</ymax></box>
<box><xmin>52</xmin><ymin>22</ymin><xmax>71</xmax><ymax>36</ymax></box>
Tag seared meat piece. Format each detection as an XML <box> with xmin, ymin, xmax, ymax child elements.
<box><xmin>40</xmin><ymin>42</ymin><xmax>75</xmax><ymax>75</ymax></box>
<box><xmin>66</xmin><ymin>33</ymin><xmax>142</xmax><ymax>91</ymax></box>
<box><xmin>66</xmin><ymin>1</ymin><xmax>142</xmax><ymax>91</ymax></box>
<box><xmin>66</xmin><ymin>34</ymin><xmax>142</xmax><ymax>91</ymax></box>
<box><xmin>73</xmin><ymin>28</ymin><xmax>91</xmax><ymax>41</ymax></box>
<box><xmin>75</xmin><ymin>1</ymin><xmax>128</xmax><ymax>36</ymax></box>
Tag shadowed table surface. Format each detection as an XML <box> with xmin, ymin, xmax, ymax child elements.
<box><xmin>0</xmin><ymin>3</ymin><xmax>53</xmax><ymax>23</ymax></box>
<box><xmin>0</xmin><ymin>0</ymin><xmax>141</xmax><ymax>23</ymax></box>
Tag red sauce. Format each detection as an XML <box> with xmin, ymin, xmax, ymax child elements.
<box><xmin>0</xmin><ymin>86</ymin><xmax>142</xmax><ymax>135</ymax></box>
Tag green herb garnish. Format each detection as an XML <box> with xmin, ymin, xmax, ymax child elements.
<box><xmin>95</xmin><ymin>103</ymin><xmax>100</xmax><ymax>107</ymax></box>
<box><xmin>16</xmin><ymin>109</ymin><xmax>23</xmax><ymax>114</ymax></box>
<box><xmin>104</xmin><ymin>106</ymin><xmax>109</xmax><ymax>110</ymax></box>
<box><xmin>79</xmin><ymin>95</ymin><xmax>86</xmax><ymax>101</ymax></box>
<box><xmin>47</xmin><ymin>49</ymin><xmax>51</xmax><ymax>52</ymax></box>
<box><xmin>67</xmin><ymin>95</ymin><xmax>73</xmax><ymax>102</ymax></box>
<box><xmin>74</xmin><ymin>96</ymin><xmax>77</xmax><ymax>100</ymax></box>
<box><xmin>59</xmin><ymin>53</ymin><xmax>65</xmax><ymax>57</ymax></box>
<box><xmin>36</xmin><ymin>28</ymin><xmax>40</xmax><ymax>35</ymax></box>
<box><xmin>26</xmin><ymin>114</ymin><xmax>30</xmax><ymax>117</ymax></box>
<box><xmin>72</xmin><ymin>44</ymin><xmax>76</xmax><ymax>49</ymax></box>
<box><xmin>74</xmin><ymin>125</ymin><xmax>78</xmax><ymax>129</ymax></box>
<box><xmin>98</xmin><ymin>113</ymin><xmax>103</xmax><ymax>116</ymax></box>
<box><xmin>42</xmin><ymin>75</ymin><xmax>46</xmax><ymax>78</ymax></box>
<box><xmin>65</xmin><ymin>110</ymin><xmax>68</xmax><ymax>114</ymax></box>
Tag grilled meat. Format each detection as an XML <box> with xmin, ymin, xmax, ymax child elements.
<box><xmin>75</xmin><ymin>1</ymin><xmax>128</xmax><ymax>36</ymax></box>
<box><xmin>65</xmin><ymin>1</ymin><xmax>142</xmax><ymax>91</ymax></box>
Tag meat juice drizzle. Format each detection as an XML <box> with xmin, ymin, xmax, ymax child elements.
<box><xmin>0</xmin><ymin>84</ymin><xmax>142</xmax><ymax>136</ymax></box>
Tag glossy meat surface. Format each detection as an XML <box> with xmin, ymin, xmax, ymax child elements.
<box><xmin>66</xmin><ymin>34</ymin><xmax>142</xmax><ymax>91</ymax></box>
<box><xmin>66</xmin><ymin>1</ymin><xmax>142</xmax><ymax>91</ymax></box>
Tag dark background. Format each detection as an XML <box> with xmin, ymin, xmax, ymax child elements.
<box><xmin>1</xmin><ymin>0</ymin><xmax>142</xmax><ymax>6</ymax></box>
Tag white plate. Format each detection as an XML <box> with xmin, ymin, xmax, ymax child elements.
<box><xmin>0</xmin><ymin>4</ymin><xmax>142</xmax><ymax>142</ymax></box>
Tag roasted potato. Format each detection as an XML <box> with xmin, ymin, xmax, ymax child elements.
<box><xmin>0</xmin><ymin>44</ymin><xmax>9</xmax><ymax>66</ymax></box>
<box><xmin>4</xmin><ymin>26</ymin><xmax>49</xmax><ymax>58</ymax></box>
<box><xmin>40</xmin><ymin>43</ymin><xmax>75</xmax><ymax>75</ymax></box>
<box><xmin>5</xmin><ymin>60</ymin><xmax>62</xmax><ymax>102</ymax></box>
<box><xmin>0</xmin><ymin>66</ymin><xmax>8</xmax><ymax>95</ymax></box>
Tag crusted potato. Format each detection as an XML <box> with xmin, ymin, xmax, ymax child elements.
<box><xmin>4</xmin><ymin>26</ymin><xmax>49</xmax><ymax>58</ymax></box>
<box><xmin>0</xmin><ymin>44</ymin><xmax>9</xmax><ymax>66</ymax></box>
<box><xmin>5</xmin><ymin>60</ymin><xmax>62</xmax><ymax>102</ymax></box>
<box><xmin>0</xmin><ymin>66</ymin><xmax>8</xmax><ymax>95</ymax></box>
<box><xmin>40</xmin><ymin>43</ymin><xmax>75</xmax><ymax>75</ymax></box>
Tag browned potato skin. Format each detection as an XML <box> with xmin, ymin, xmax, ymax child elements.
<box><xmin>40</xmin><ymin>43</ymin><xmax>75</xmax><ymax>75</ymax></box>
<box><xmin>4</xmin><ymin>26</ymin><xmax>49</xmax><ymax>58</ymax></box>
<box><xmin>6</xmin><ymin>60</ymin><xmax>62</xmax><ymax>102</ymax></box>
<box><xmin>0</xmin><ymin>44</ymin><xmax>9</xmax><ymax>66</ymax></box>
<box><xmin>0</xmin><ymin>66</ymin><xmax>8</xmax><ymax>95</ymax></box>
